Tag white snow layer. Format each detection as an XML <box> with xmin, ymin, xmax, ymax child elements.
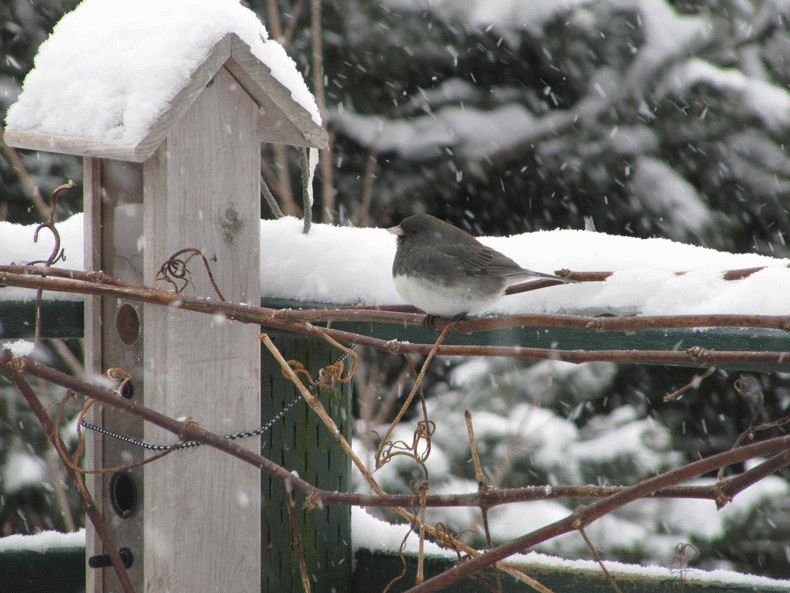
<box><xmin>351</xmin><ymin>507</ymin><xmax>790</xmax><ymax>589</ymax></box>
<box><xmin>256</xmin><ymin>216</ymin><xmax>790</xmax><ymax>316</ymax></box>
<box><xmin>3</xmin><ymin>339</ymin><xmax>36</xmax><ymax>357</ymax></box>
<box><xmin>2</xmin><ymin>518</ymin><xmax>787</xmax><ymax>591</ymax></box>
<box><xmin>4</xmin><ymin>0</ymin><xmax>320</xmax><ymax>146</ymax></box>
<box><xmin>383</xmin><ymin>0</ymin><xmax>592</xmax><ymax>38</ymax></box>
<box><xmin>0</xmin><ymin>529</ymin><xmax>85</xmax><ymax>553</ymax></box>
<box><xmin>1</xmin><ymin>213</ymin><xmax>789</xmax><ymax>316</ymax></box>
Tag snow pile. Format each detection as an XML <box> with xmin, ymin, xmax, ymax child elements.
<box><xmin>4</xmin><ymin>0</ymin><xmax>319</xmax><ymax>146</ymax></box>
<box><xmin>629</xmin><ymin>156</ymin><xmax>712</xmax><ymax>239</ymax></box>
<box><xmin>2</xmin><ymin>339</ymin><xmax>36</xmax><ymax>357</ymax></box>
<box><xmin>1</xmin><ymin>213</ymin><xmax>789</xmax><ymax>316</ymax></box>
<box><xmin>383</xmin><ymin>0</ymin><xmax>592</xmax><ymax>39</ymax></box>
<box><xmin>259</xmin><ymin>216</ymin><xmax>790</xmax><ymax>316</ymax></box>
<box><xmin>662</xmin><ymin>58</ymin><xmax>790</xmax><ymax>130</ymax></box>
<box><xmin>332</xmin><ymin>103</ymin><xmax>536</xmax><ymax>160</ymax></box>
<box><xmin>0</xmin><ymin>529</ymin><xmax>85</xmax><ymax>553</ymax></box>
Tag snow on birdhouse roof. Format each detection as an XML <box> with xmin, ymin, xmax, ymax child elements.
<box><xmin>4</xmin><ymin>0</ymin><xmax>324</xmax><ymax>161</ymax></box>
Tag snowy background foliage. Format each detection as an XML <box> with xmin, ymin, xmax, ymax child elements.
<box><xmin>2</xmin><ymin>0</ymin><xmax>790</xmax><ymax>578</ymax></box>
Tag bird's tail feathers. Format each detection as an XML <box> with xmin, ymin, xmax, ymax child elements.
<box><xmin>516</xmin><ymin>269</ymin><xmax>576</xmax><ymax>283</ymax></box>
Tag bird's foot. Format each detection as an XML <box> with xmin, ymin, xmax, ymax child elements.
<box><xmin>422</xmin><ymin>312</ymin><xmax>467</xmax><ymax>332</ymax></box>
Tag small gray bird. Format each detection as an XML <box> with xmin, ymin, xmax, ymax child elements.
<box><xmin>389</xmin><ymin>214</ymin><xmax>572</xmax><ymax>318</ymax></box>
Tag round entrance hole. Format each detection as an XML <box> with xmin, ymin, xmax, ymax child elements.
<box><xmin>109</xmin><ymin>471</ymin><xmax>138</xmax><ymax>519</ymax></box>
<box><xmin>116</xmin><ymin>303</ymin><xmax>140</xmax><ymax>345</ymax></box>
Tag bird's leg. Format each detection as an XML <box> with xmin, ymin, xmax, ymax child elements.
<box><xmin>422</xmin><ymin>312</ymin><xmax>467</xmax><ymax>332</ymax></box>
<box><xmin>422</xmin><ymin>314</ymin><xmax>439</xmax><ymax>330</ymax></box>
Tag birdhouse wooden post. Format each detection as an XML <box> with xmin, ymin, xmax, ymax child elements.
<box><xmin>5</xmin><ymin>32</ymin><xmax>326</xmax><ymax>593</ymax></box>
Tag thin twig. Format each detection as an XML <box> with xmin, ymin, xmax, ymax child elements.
<box><xmin>400</xmin><ymin>432</ymin><xmax>790</xmax><ymax>593</ymax></box>
<box><xmin>375</xmin><ymin>323</ymin><xmax>453</xmax><ymax>468</ymax></box>
<box><xmin>310</xmin><ymin>0</ymin><xmax>333</xmax><ymax>222</ymax></box>
<box><xmin>155</xmin><ymin>247</ymin><xmax>226</xmax><ymax>301</ymax></box>
<box><xmin>31</xmin><ymin>180</ymin><xmax>74</xmax><ymax>343</ymax></box>
<box><xmin>466</xmin><ymin>410</ymin><xmax>510</xmax><ymax>593</ymax></box>
<box><xmin>8</xmin><ymin>348</ymin><xmax>790</xmax><ymax>512</ymax></box>
<box><xmin>357</xmin><ymin>139</ymin><xmax>380</xmax><ymax>227</ymax></box>
<box><xmin>664</xmin><ymin>367</ymin><xmax>717</xmax><ymax>402</ymax></box>
<box><xmin>266</xmin><ymin>0</ymin><xmax>283</xmax><ymax>40</ymax></box>
<box><xmin>2</xmin><ymin>268</ymin><xmax>789</xmax><ymax>368</ymax></box>
<box><xmin>282</xmin><ymin>0</ymin><xmax>306</xmax><ymax>46</ymax></box>
<box><xmin>300</xmin><ymin>147</ymin><xmax>313</xmax><ymax>233</ymax></box>
<box><xmin>282</xmin><ymin>478</ymin><xmax>312</xmax><ymax>593</ymax></box>
<box><xmin>578</xmin><ymin>526</ymin><xmax>624</xmax><ymax>593</ymax></box>
<box><xmin>270</xmin><ymin>145</ymin><xmax>298</xmax><ymax>215</ymax></box>
<box><xmin>256</xmin><ymin>335</ymin><xmax>550</xmax><ymax>587</ymax></box>
<box><xmin>0</xmin><ymin>123</ymin><xmax>50</xmax><ymax>219</ymax></box>
<box><xmin>50</xmin><ymin>339</ymin><xmax>84</xmax><ymax>376</ymax></box>
<box><xmin>6</xmin><ymin>264</ymin><xmax>790</xmax><ymax>332</ymax></box>
<box><xmin>262</xmin><ymin>176</ymin><xmax>285</xmax><ymax>218</ymax></box>
<box><xmin>6</xmin><ymin>348</ymin><xmax>790</xmax><ymax>592</ymax></box>
<box><xmin>466</xmin><ymin>410</ymin><xmax>487</xmax><ymax>486</ymax></box>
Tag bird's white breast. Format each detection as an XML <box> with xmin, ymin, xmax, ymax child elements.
<box><xmin>393</xmin><ymin>274</ymin><xmax>502</xmax><ymax>316</ymax></box>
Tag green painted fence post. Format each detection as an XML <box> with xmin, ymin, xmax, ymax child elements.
<box><xmin>260</xmin><ymin>329</ymin><xmax>352</xmax><ymax>593</ymax></box>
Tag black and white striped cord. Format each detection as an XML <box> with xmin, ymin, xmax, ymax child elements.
<box><xmin>80</xmin><ymin>344</ymin><xmax>356</xmax><ymax>452</ymax></box>
<box><xmin>80</xmin><ymin>391</ymin><xmax>302</xmax><ymax>452</ymax></box>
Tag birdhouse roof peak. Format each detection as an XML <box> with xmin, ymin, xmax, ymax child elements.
<box><xmin>4</xmin><ymin>0</ymin><xmax>324</xmax><ymax>161</ymax></box>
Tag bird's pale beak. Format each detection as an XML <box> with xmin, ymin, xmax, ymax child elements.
<box><xmin>388</xmin><ymin>225</ymin><xmax>403</xmax><ymax>236</ymax></box>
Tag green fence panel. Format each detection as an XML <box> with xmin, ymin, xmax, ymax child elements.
<box><xmin>0</xmin><ymin>548</ymin><xmax>83</xmax><ymax>593</ymax></box>
<box><xmin>0</xmin><ymin>301</ymin><xmax>84</xmax><ymax>339</ymax></box>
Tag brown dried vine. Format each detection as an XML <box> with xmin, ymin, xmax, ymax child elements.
<box><xmin>2</xmin><ymin>266</ymin><xmax>789</xmax><ymax>371</ymax></box>
<box><xmin>4</xmin><ymin>348</ymin><xmax>790</xmax><ymax>593</ymax></box>
<box><xmin>28</xmin><ymin>180</ymin><xmax>74</xmax><ymax>342</ymax></box>
<box><xmin>0</xmin><ymin>355</ymin><xmax>135</xmax><ymax>593</ymax></box>
<box><xmin>155</xmin><ymin>247</ymin><xmax>226</xmax><ymax>301</ymax></box>
<box><xmin>3</xmin><ymin>258</ymin><xmax>790</xmax><ymax>592</ymax></box>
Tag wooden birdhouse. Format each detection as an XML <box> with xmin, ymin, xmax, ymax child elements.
<box><xmin>4</xmin><ymin>2</ymin><xmax>327</xmax><ymax>591</ymax></box>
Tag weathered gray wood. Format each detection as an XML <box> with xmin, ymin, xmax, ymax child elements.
<box><xmin>101</xmin><ymin>159</ymin><xmax>146</xmax><ymax>592</ymax></box>
<box><xmin>5</xmin><ymin>33</ymin><xmax>326</xmax><ymax>160</ymax></box>
<box><xmin>84</xmin><ymin>157</ymin><xmax>148</xmax><ymax>593</ymax></box>
<box><xmin>142</xmin><ymin>65</ymin><xmax>261</xmax><ymax>593</ymax></box>
<box><xmin>226</xmin><ymin>34</ymin><xmax>328</xmax><ymax>148</ymax></box>
<box><xmin>131</xmin><ymin>37</ymin><xmax>232</xmax><ymax>162</ymax></box>
<box><xmin>2</xmin><ymin>129</ymin><xmax>150</xmax><ymax>162</ymax></box>
<box><xmin>9</xmin><ymin>24</ymin><xmax>330</xmax><ymax>593</ymax></box>
<box><xmin>82</xmin><ymin>157</ymin><xmax>102</xmax><ymax>593</ymax></box>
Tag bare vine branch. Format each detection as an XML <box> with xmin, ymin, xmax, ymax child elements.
<box><xmin>0</xmin><ymin>356</ymin><xmax>136</xmax><ymax>593</ymax></box>
<box><xmin>4</xmin><ymin>347</ymin><xmax>790</xmax><ymax>592</ymax></box>
<box><xmin>2</xmin><ymin>267</ymin><xmax>787</xmax><ymax>369</ymax></box>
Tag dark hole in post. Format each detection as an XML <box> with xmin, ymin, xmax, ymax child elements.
<box><xmin>109</xmin><ymin>471</ymin><xmax>137</xmax><ymax>519</ymax></box>
<box><xmin>116</xmin><ymin>303</ymin><xmax>140</xmax><ymax>345</ymax></box>
<box><xmin>120</xmin><ymin>380</ymin><xmax>134</xmax><ymax>399</ymax></box>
